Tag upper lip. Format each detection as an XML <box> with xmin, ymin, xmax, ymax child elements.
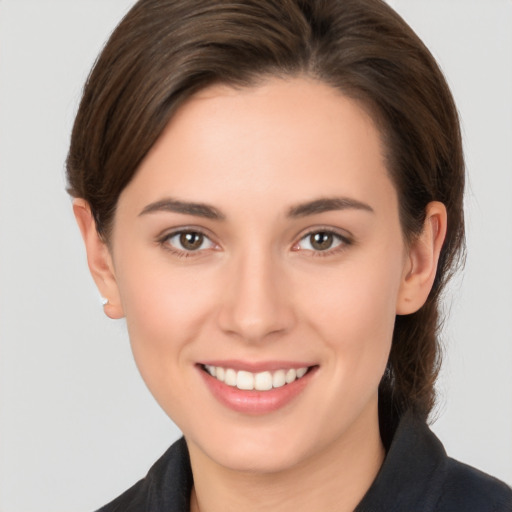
<box><xmin>197</xmin><ymin>360</ymin><xmax>317</xmax><ymax>373</ymax></box>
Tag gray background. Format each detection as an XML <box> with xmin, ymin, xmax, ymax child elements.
<box><xmin>0</xmin><ymin>1</ymin><xmax>511</xmax><ymax>510</ymax></box>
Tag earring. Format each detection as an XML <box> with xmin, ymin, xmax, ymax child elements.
<box><xmin>101</xmin><ymin>297</ymin><xmax>109</xmax><ymax>306</ymax></box>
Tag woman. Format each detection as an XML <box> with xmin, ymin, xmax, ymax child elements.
<box><xmin>67</xmin><ymin>0</ymin><xmax>512</xmax><ymax>510</ymax></box>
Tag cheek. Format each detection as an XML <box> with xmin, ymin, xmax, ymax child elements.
<box><xmin>298</xmin><ymin>250</ymin><xmax>404</xmax><ymax>373</ymax></box>
<box><xmin>304</xmin><ymin>257</ymin><xmax>401</xmax><ymax>332</ymax></box>
<box><xmin>115</xmin><ymin>256</ymin><xmax>218</xmax><ymax>374</ymax></box>
<box><xmin>116</xmin><ymin>264</ymin><xmax>222</xmax><ymax>423</ymax></box>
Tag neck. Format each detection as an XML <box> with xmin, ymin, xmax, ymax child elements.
<box><xmin>188</xmin><ymin>400</ymin><xmax>385</xmax><ymax>512</ymax></box>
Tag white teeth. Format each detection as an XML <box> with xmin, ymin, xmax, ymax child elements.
<box><xmin>296</xmin><ymin>367</ymin><xmax>307</xmax><ymax>378</ymax></box>
<box><xmin>204</xmin><ymin>365</ymin><xmax>309</xmax><ymax>391</ymax></box>
<box><xmin>205</xmin><ymin>365</ymin><xmax>216</xmax><ymax>377</ymax></box>
<box><xmin>254</xmin><ymin>371</ymin><xmax>273</xmax><ymax>391</ymax></box>
<box><xmin>225</xmin><ymin>368</ymin><xmax>237</xmax><ymax>386</ymax></box>
<box><xmin>272</xmin><ymin>370</ymin><xmax>286</xmax><ymax>388</ymax></box>
<box><xmin>237</xmin><ymin>371</ymin><xmax>254</xmax><ymax>390</ymax></box>
<box><xmin>285</xmin><ymin>368</ymin><xmax>297</xmax><ymax>384</ymax></box>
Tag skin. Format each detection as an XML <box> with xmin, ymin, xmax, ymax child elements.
<box><xmin>75</xmin><ymin>77</ymin><xmax>447</xmax><ymax>512</ymax></box>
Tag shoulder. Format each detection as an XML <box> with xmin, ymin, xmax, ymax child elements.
<box><xmin>435</xmin><ymin>457</ymin><xmax>512</xmax><ymax>511</ymax></box>
<box><xmin>95</xmin><ymin>478</ymin><xmax>148</xmax><ymax>512</ymax></box>
<box><xmin>356</xmin><ymin>410</ymin><xmax>512</xmax><ymax>512</ymax></box>
<box><xmin>94</xmin><ymin>437</ymin><xmax>193</xmax><ymax>512</ymax></box>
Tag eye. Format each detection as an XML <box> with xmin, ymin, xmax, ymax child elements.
<box><xmin>294</xmin><ymin>230</ymin><xmax>348</xmax><ymax>253</ymax></box>
<box><xmin>162</xmin><ymin>230</ymin><xmax>216</xmax><ymax>253</ymax></box>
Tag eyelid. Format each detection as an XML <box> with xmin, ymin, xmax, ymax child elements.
<box><xmin>156</xmin><ymin>226</ymin><xmax>219</xmax><ymax>256</ymax></box>
<box><xmin>292</xmin><ymin>226</ymin><xmax>353</xmax><ymax>255</ymax></box>
<box><xmin>155</xmin><ymin>225</ymin><xmax>353</xmax><ymax>258</ymax></box>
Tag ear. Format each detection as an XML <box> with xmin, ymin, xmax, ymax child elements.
<box><xmin>73</xmin><ymin>199</ymin><xmax>124</xmax><ymax>319</ymax></box>
<box><xmin>396</xmin><ymin>201</ymin><xmax>447</xmax><ymax>315</ymax></box>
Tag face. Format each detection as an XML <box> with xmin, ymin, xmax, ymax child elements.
<box><xmin>106</xmin><ymin>78</ymin><xmax>411</xmax><ymax>473</ymax></box>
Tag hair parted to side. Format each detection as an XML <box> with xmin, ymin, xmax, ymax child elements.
<box><xmin>67</xmin><ymin>0</ymin><xmax>465</xmax><ymax>427</ymax></box>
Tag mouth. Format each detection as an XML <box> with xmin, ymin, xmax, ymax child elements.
<box><xmin>198</xmin><ymin>362</ymin><xmax>318</xmax><ymax>414</ymax></box>
<box><xmin>201</xmin><ymin>364</ymin><xmax>311</xmax><ymax>391</ymax></box>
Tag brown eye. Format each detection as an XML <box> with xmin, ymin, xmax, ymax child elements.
<box><xmin>164</xmin><ymin>230</ymin><xmax>215</xmax><ymax>253</ymax></box>
<box><xmin>179</xmin><ymin>232</ymin><xmax>204</xmax><ymax>250</ymax></box>
<box><xmin>310</xmin><ymin>232</ymin><xmax>334</xmax><ymax>251</ymax></box>
<box><xmin>295</xmin><ymin>230</ymin><xmax>346</xmax><ymax>253</ymax></box>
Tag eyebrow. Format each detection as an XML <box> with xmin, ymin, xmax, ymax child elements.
<box><xmin>139</xmin><ymin>196</ymin><xmax>374</xmax><ymax>221</ymax></box>
<box><xmin>287</xmin><ymin>197</ymin><xmax>374</xmax><ymax>217</ymax></box>
<box><xmin>139</xmin><ymin>198</ymin><xmax>225</xmax><ymax>220</ymax></box>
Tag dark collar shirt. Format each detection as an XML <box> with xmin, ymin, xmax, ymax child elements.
<box><xmin>96</xmin><ymin>411</ymin><xmax>512</xmax><ymax>512</ymax></box>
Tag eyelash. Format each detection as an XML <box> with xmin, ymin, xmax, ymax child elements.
<box><xmin>158</xmin><ymin>228</ymin><xmax>217</xmax><ymax>258</ymax></box>
<box><xmin>157</xmin><ymin>228</ymin><xmax>352</xmax><ymax>258</ymax></box>
<box><xmin>293</xmin><ymin>228</ymin><xmax>352</xmax><ymax>257</ymax></box>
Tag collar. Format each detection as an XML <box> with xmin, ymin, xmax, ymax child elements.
<box><xmin>355</xmin><ymin>410</ymin><xmax>447</xmax><ymax>512</ymax></box>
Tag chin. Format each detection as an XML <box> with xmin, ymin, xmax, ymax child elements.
<box><xmin>209</xmin><ymin>440</ymin><xmax>310</xmax><ymax>474</ymax></box>
<box><xmin>185</xmin><ymin>418</ymin><xmax>329</xmax><ymax>475</ymax></box>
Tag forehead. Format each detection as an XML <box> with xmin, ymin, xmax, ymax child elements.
<box><xmin>119</xmin><ymin>77</ymin><xmax>397</xmax><ymax>219</ymax></box>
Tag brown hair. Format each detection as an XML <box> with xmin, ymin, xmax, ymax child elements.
<box><xmin>67</xmin><ymin>0</ymin><xmax>465</xmax><ymax>427</ymax></box>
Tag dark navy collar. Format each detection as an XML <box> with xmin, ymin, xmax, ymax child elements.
<box><xmin>355</xmin><ymin>410</ymin><xmax>447</xmax><ymax>511</ymax></box>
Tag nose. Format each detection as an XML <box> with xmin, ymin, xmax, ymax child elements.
<box><xmin>217</xmin><ymin>249</ymin><xmax>296</xmax><ymax>343</ymax></box>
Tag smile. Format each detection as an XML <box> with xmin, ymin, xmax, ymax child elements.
<box><xmin>202</xmin><ymin>365</ymin><xmax>309</xmax><ymax>391</ymax></box>
<box><xmin>198</xmin><ymin>362</ymin><xmax>318</xmax><ymax>414</ymax></box>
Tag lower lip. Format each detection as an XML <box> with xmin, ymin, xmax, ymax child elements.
<box><xmin>198</xmin><ymin>366</ymin><xmax>316</xmax><ymax>415</ymax></box>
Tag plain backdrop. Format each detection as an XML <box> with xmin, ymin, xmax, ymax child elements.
<box><xmin>0</xmin><ymin>1</ymin><xmax>511</xmax><ymax>511</ymax></box>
